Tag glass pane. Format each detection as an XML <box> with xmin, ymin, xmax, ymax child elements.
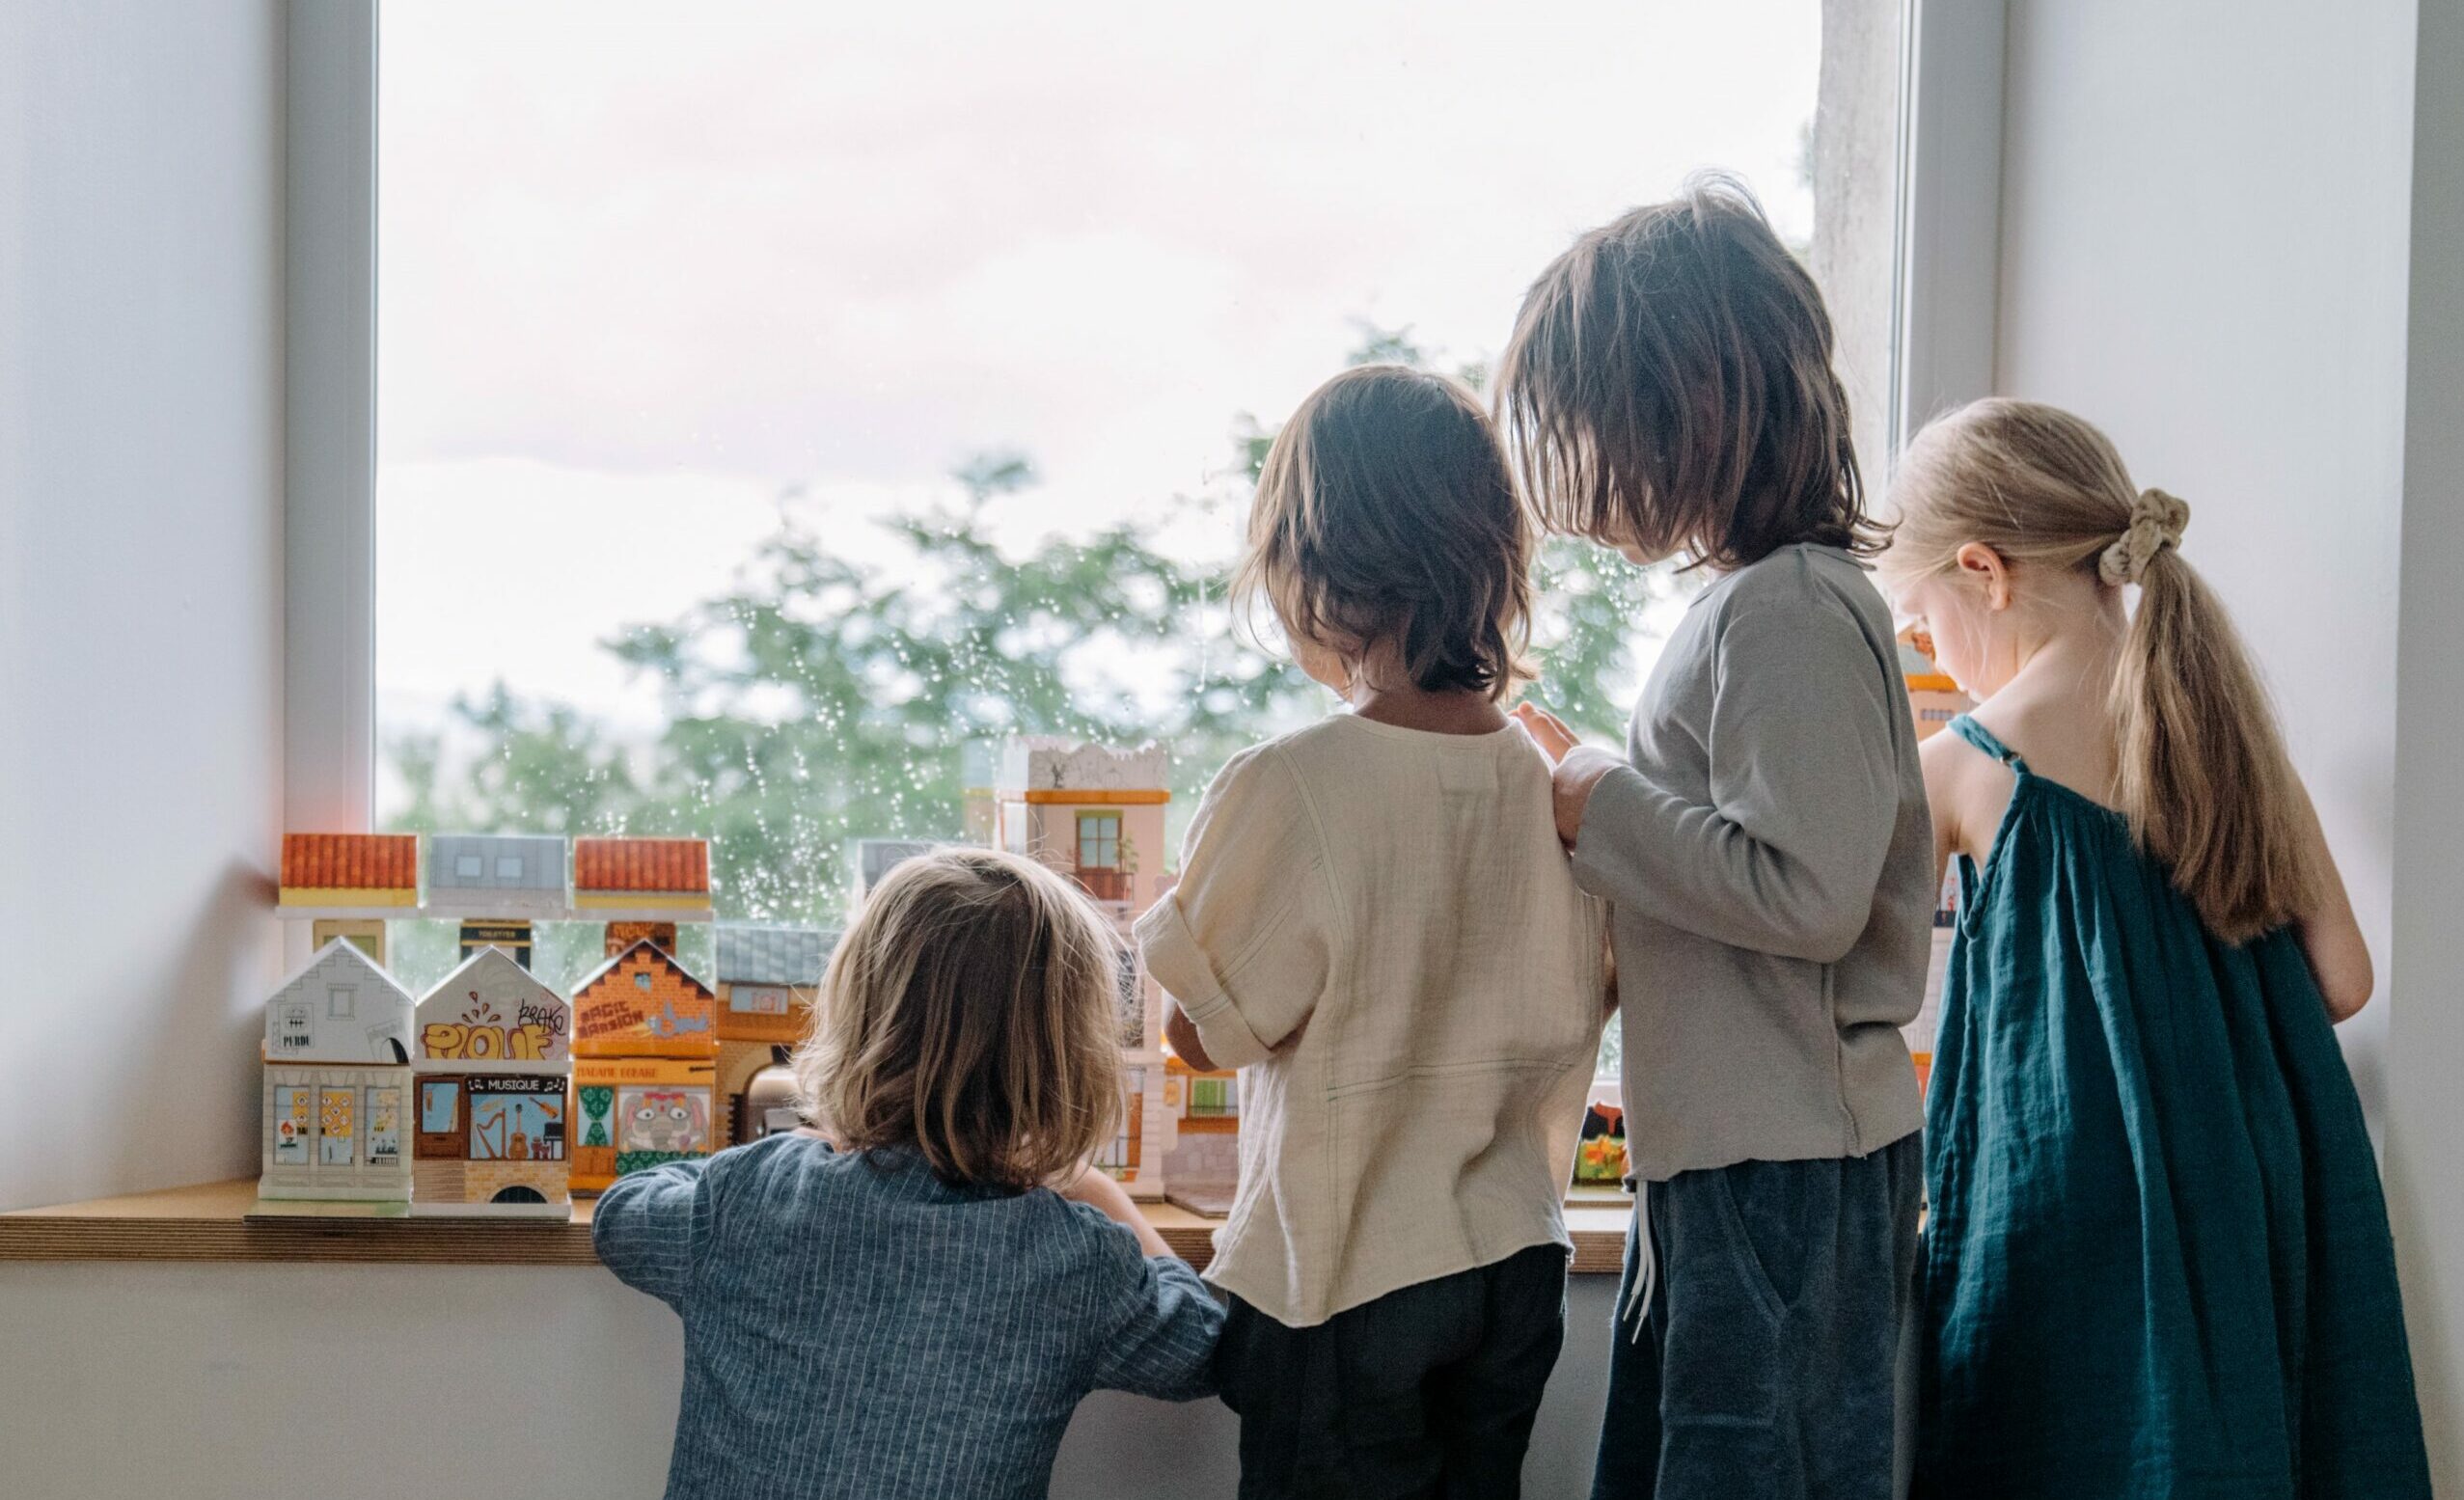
<box><xmin>376</xmin><ymin>2</ymin><xmax>1900</xmax><ymax>1006</ymax></box>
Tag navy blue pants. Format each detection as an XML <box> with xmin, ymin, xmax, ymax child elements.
<box><xmin>1218</xmin><ymin>1242</ymin><xmax>1570</xmax><ymax>1499</ymax></box>
<box><xmin>1592</xmin><ymin>1135</ymin><xmax>1922</xmax><ymax>1500</ymax></box>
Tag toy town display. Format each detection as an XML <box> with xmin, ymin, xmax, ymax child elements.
<box><xmin>258</xmin><ymin>940</ymin><xmax>417</xmax><ymax>1209</ymax></box>
<box><xmin>413</xmin><ymin>948</ymin><xmax>573</xmax><ymax>1217</ymax></box>
<box><xmin>991</xmin><ymin>737</ymin><xmax>1180</xmax><ymax>1199</ymax></box>
<box><xmin>569</xmin><ymin>940</ymin><xmax>719</xmax><ymax>1195</ymax></box>
<box><xmin>712</xmin><ymin>922</ymin><xmax>834</xmax><ymax>1149</ymax></box>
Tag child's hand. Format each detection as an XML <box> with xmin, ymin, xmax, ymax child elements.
<box><xmin>1060</xmin><ymin>1163</ymin><xmax>1174</xmax><ymax>1258</ymax></box>
<box><xmin>1514</xmin><ymin>704</ymin><xmax>1623</xmax><ymax>847</ymax></box>
<box><xmin>1512</xmin><ymin>702</ymin><xmax>1579</xmax><ymax>762</ymax></box>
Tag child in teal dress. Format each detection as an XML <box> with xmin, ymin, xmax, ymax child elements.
<box><xmin>1882</xmin><ymin>397</ymin><xmax>2431</xmax><ymax>1499</ymax></box>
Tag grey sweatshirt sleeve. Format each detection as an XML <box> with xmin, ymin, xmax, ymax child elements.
<box><xmin>1570</xmin><ymin>598</ymin><xmax>1901</xmax><ymax>963</ymax></box>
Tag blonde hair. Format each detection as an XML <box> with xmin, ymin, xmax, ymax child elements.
<box><xmin>794</xmin><ymin>847</ymin><xmax>1124</xmax><ymax>1189</ymax></box>
<box><xmin>1883</xmin><ymin>397</ymin><xmax>2314</xmax><ymax>942</ymax></box>
<box><xmin>1494</xmin><ymin>173</ymin><xmax>1879</xmax><ymax>570</ymax></box>
<box><xmin>1237</xmin><ymin>364</ymin><xmax>1533</xmax><ymax>700</ymax></box>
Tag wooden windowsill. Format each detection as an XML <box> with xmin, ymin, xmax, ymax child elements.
<box><xmin>1</xmin><ymin>1180</ymin><xmax>1632</xmax><ymax>1274</ymax></box>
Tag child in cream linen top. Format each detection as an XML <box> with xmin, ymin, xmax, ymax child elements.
<box><xmin>1137</xmin><ymin>711</ymin><xmax>1609</xmax><ymax>1326</ymax></box>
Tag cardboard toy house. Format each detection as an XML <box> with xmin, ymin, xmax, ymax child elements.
<box><xmin>412</xmin><ymin>948</ymin><xmax>572</xmax><ymax>1217</ymax></box>
<box><xmin>712</xmin><ymin>922</ymin><xmax>834</xmax><ymax>1149</ymax></box>
<box><xmin>259</xmin><ymin>940</ymin><xmax>417</xmax><ymax>1207</ymax></box>
<box><xmin>994</xmin><ymin>737</ymin><xmax>1177</xmax><ymax>1199</ymax></box>
<box><xmin>1899</xmin><ymin>624</ymin><xmax>1971</xmax><ymax>1097</ymax></box>
<box><xmin>1574</xmin><ymin>1082</ymin><xmax>1629</xmax><ymax>1189</ymax></box>
<box><xmin>568</xmin><ymin>939</ymin><xmax>718</xmax><ymax>1194</ymax></box>
<box><xmin>428</xmin><ymin>833</ymin><xmax>568</xmax><ymax>971</ymax></box>
<box><xmin>278</xmin><ymin>832</ymin><xmax>420</xmax><ymax>923</ymax></box>
<box><xmin>573</xmin><ymin>836</ymin><xmax>714</xmax><ymax>921</ymax></box>
<box><xmin>1162</xmin><ymin>1054</ymin><xmax>1240</xmax><ymax>1215</ymax></box>
<box><xmin>604</xmin><ymin>921</ymin><xmax>678</xmax><ymax>959</ymax></box>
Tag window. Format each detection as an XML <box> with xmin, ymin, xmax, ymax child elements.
<box><xmin>495</xmin><ymin>856</ymin><xmax>524</xmax><ymax>880</ymax></box>
<box><xmin>454</xmin><ymin>855</ymin><xmax>482</xmax><ymax>880</ymax></box>
<box><xmin>1077</xmin><ymin>813</ymin><xmax>1123</xmax><ymax>872</ymax></box>
<box><xmin>326</xmin><ymin>985</ymin><xmax>355</xmax><ymax>1020</ymax></box>
<box><xmin>370</xmin><ymin>4</ymin><xmax>1907</xmax><ymax>999</ymax></box>
<box><xmin>420</xmin><ymin>1078</ymin><xmax>461</xmax><ymax>1134</ymax></box>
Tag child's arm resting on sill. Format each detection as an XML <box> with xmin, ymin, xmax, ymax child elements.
<box><xmin>1523</xmin><ymin>605</ymin><xmax>1902</xmax><ymax>965</ymax></box>
<box><xmin>591</xmin><ymin>1158</ymin><xmax>716</xmax><ymax>1308</ymax></box>
<box><xmin>1063</xmin><ymin>1166</ymin><xmax>1225</xmax><ymax>1401</ymax></box>
<box><xmin>1134</xmin><ymin>746</ymin><xmax>1331</xmax><ymax>1072</ymax></box>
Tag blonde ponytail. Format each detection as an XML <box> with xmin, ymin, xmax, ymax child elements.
<box><xmin>1883</xmin><ymin>399</ymin><xmax>2314</xmax><ymax>942</ymax></box>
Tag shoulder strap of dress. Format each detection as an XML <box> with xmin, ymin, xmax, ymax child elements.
<box><xmin>1946</xmin><ymin>713</ymin><xmax>2029</xmax><ymax>776</ymax></box>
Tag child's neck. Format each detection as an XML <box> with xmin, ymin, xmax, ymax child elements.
<box><xmin>1342</xmin><ymin>646</ymin><xmax>1507</xmax><ymax>735</ymax></box>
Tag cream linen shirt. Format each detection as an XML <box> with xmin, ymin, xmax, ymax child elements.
<box><xmin>1135</xmin><ymin>713</ymin><xmax>1609</xmax><ymax>1328</ymax></box>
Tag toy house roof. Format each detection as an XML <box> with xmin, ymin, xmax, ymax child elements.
<box><xmin>851</xmin><ymin>838</ymin><xmax>942</xmax><ymax>893</ymax></box>
<box><xmin>414</xmin><ymin>946</ymin><xmax>570</xmax><ymax>1065</ymax></box>
<box><xmin>715</xmin><ymin>923</ymin><xmax>834</xmax><ymax>987</ymax></box>
<box><xmin>281</xmin><ymin>832</ymin><xmax>419</xmax><ymax>891</ymax></box>
<box><xmin>571</xmin><ymin>939</ymin><xmax>716</xmax><ymax>1005</ymax></box>
<box><xmin>264</xmin><ymin>939</ymin><xmax>416</xmax><ymax>1065</ymax></box>
<box><xmin>996</xmin><ymin>737</ymin><xmax>1169</xmax><ymax>795</ymax></box>
<box><xmin>426</xmin><ymin>833</ymin><xmax>568</xmax><ymax>893</ymax></box>
<box><xmin>573</xmin><ymin>837</ymin><xmax>710</xmax><ymax>895</ymax></box>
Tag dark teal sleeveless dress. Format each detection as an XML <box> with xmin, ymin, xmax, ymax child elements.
<box><xmin>1917</xmin><ymin>716</ymin><xmax>2431</xmax><ymax>1500</ymax></box>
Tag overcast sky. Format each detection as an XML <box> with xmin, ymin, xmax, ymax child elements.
<box><xmin>376</xmin><ymin>0</ymin><xmax>1821</xmax><ymax>770</ymax></box>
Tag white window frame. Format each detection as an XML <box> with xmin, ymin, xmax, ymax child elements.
<box><xmin>281</xmin><ymin>0</ymin><xmax>2008</xmax><ymax>832</ymax></box>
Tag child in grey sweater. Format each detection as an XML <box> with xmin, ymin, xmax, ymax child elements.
<box><xmin>1500</xmin><ymin>175</ymin><xmax>1931</xmax><ymax>1500</ymax></box>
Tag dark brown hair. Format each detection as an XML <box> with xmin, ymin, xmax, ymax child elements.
<box><xmin>1494</xmin><ymin>173</ymin><xmax>1879</xmax><ymax>570</ymax></box>
<box><xmin>1236</xmin><ymin>364</ymin><xmax>1532</xmax><ymax>699</ymax></box>
<box><xmin>794</xmin><ymin>847</ymin><xmax>1123</xmax><ymax>1189</ymax></box>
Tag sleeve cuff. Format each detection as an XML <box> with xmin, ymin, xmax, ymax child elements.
<box><xmin>1568</xmin><ymin>759</ymin><xmax>1649</xmax><ymax>904</ymax></box>
<box><xmin>1135</xmin><ymin>894</ymin><xmax>1273</xmax><ymax>1070</ymax></box>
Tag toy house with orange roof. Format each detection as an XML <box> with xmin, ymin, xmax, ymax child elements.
<box><xmin>1898</xmin><ymin>623</ymin><xmax>1970</xmax><ymax>1096</ymax></box>
<box><xmin>568</xmin><ymin>940</ymin><xmax>718</xmax><ymax>1194</ymax></box>
<box><xmin>1161</xmin><ymin>1054</ymin><xmax>1240</xmax><ymax>1215</ymax></box>
<box><xmin>573</xmin><ymin>836</ymin><xmax>714</xmax><ymax>922</ymax></box>
<box><xmin>712</xmin><ymin>922</ymin><xmax>833</xmax><ymax>1148</ymax></box>
<box><xmin>280</xmin><ymin>833</ymin><xmax>420</xmax><ymax>964</ymax></box>
<box><xmin>413</xmin><ymin>947</ymin><xmax>572</xmax><ymax>1217</ymax></box>
<box><xmin>993</xmin><ymin>737</ymin><xmax>1177</xmax><ymax>1199</ymax></box>
<box><xmin>259</xmin><ymin>940</ymin><xmax>416</xmax><ymax>1208</ymax></box>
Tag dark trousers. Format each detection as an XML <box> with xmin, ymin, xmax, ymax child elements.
<box><xmin>1592</xmin><ymin>1134</ymin><xmax>1922</xmax><ymax>1500</ymax></box>
<box><xmin>1217</xmin><ymin>1242</ymin><xmax>1571</xmax><ymax>1500</ymax></box>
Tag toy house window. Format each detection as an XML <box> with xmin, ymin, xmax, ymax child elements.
<box><xmin>454</xmin><ymin>855</ymin><xmax>483</xmax><ymax>879</ymax></box>
<box><xmin>496</xmin><ymin>856</ymin><xmax>524</xmax><ymax>879</ymax></box>
<box><xmin>420</xmin><ymin>1078</ymin><xmax>460</xmax><ymax>1133</ymax></box>
<box><xmin>634</xmin><ymin>972</ymin><xmax>653</xmax><ymax>992</ymax></box>
<box><xmin>327</xmin><ymin>985</ymin><xmax>356</xmax><ymax>1019</ymax></box>
<box><xmin>1077</xmin><ymin>813</ymin><xmax>1122</xmax><ymax>871</ymax></box>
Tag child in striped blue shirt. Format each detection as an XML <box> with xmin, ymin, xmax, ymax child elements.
<box><xmin>596</xmin><ymin>848</ymin><xmax>1221</xmax><ymax>1500</ymax></box>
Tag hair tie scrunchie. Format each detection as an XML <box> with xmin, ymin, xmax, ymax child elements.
<box><xmin>2098</xmin><ymin>488</ymin><xmax>2191</xmax><ymax>586</ymax></box>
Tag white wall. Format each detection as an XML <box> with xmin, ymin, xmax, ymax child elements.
<box><xmin>1996</xmin><ymin>0</ymin><xmax>2456</xmax><ymax>1481</ymax></box>
<box><xmin>0</xmin><ymin>0</ymin><xmax>287</xmax><ymax>1211</ymax></box>
<box><xmin>0</xmin><ymin>1262</ymin><xmax>1618</xmax><ymax>1499</ymax></box>
<box><xmin>2389</xmin><ymin>0</ymin><xmax>2464</xmax><ymax>1479</ymax></box>
<box><xmin>1996</xmin><ymin>0</ymin><xmax>2418</xmax><ymax>1126</ymax></box>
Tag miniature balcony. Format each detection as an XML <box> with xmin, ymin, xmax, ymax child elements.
<box><xmin>1070</xmin><ymin>866</ymin><xmax>1133</xmax><ymax>903</ymax></box>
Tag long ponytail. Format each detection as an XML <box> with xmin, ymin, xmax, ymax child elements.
<box><xmin>1885</xmin><ymin>399</ymin><xmax>2315</xmax><ymax>942</ymax></box>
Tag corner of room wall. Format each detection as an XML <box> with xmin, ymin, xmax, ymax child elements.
<box><xmin>2388</xmin><ymin>0</ymin><xmax>2464</xmax><ymax>1480</ymax></box>
<box><xmin>0</xmin><ymin>1</ymin><xmax>290</xmax><ymax>1211</ymax></box>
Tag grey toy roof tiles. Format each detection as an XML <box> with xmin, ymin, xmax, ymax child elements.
<box><xmin>427</xmin><ymin>834</ymin><xmax>568</xmax><ymax>893</ymax></box>
<box><xmin>715</xmin><ymin>923</ymin><xmax>834</xmax><ymax>986</ymax></box>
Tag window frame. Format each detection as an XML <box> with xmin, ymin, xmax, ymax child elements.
<box><xmin>285</xmin><ymin>0</ymin><xmax>2007</xmax><ymax>840</ymax></box>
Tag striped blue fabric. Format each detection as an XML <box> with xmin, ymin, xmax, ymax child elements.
<box><xmin>595</xmin><ymin>1134</ymin><xmax>1223</xmax><ymax>1498</ymax></box>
